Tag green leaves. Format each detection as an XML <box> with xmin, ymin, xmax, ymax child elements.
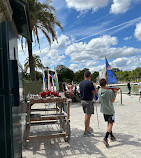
<box><xmin>27</xmin><ymin>0</ymin><xmax>63</xmax><ymax>46</ymax></box>
<box><xmin>24</xmin><ymin>54</ymin><xmax>43</xmax><ymax>72</ymax></box>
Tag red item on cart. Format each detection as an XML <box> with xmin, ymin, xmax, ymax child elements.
<box><xmin>46</xmin><ymin>91</ymin><xmax>51</xmax><ymax>96</ymax></box>
<box><xmin>40</xmin><ymin>92</ymin><xmax>46</xmax><ymax>97</ymax></box>
<box><xmin>54</xmin><ymin>92</ymin><xmax>59</xmax><ymax>96</ymax></box>
<box><xmin>51</xmin><ymin>91</ymin><xmax>55</xmax><ymax>95</ymax></box>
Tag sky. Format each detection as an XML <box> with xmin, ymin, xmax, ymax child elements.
<box><xmin>18</xmin><ymin>0</ymin><xmax>141</xmax><ymax>72</ymax></box>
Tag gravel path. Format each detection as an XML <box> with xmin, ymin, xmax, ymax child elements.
<box><xmin>23</xmin><ymin>93</ymin><xmax>141</xmax><ymax>158</ymax></box>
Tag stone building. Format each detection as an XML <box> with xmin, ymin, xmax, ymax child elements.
<box><xmin>0</xmin><ymin>0</ymin><xmax>31</xmax><ymax>157</ymax></box>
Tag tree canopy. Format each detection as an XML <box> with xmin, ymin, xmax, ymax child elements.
<box><xmin>27</xmin><ymin>0</ymin><xmax>63</xmax><ymax>46</ymax></box>
<box><xmin>55</xmin><ymin>65</ymin><xmax>74</xmax><ymax>82</ymax></box>
<box><xmin>24</xmin><ymin>54</ymin><xmax>43</xmax><ymax>72</ymax></box>
<box><xmin>24</xmin><ymin>64</ymin><xmax>141</xmax><ymax>83</ymax></box>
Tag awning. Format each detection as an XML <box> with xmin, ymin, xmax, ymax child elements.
<box><xmin>9</xmin><ymin>0</ymin><xmax>32</xmax><ymax>41</ymax></box>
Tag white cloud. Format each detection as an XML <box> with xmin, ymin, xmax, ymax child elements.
<box><xmin>65</xmin><ymin>0</ymin><xmax>133</xmax><ymax>14</ymax></box>
<box><xmin>18</xmin><ymin>34</ymin><xmax>71</xmax><ymax>69</ymax></box>
<box><xmin>36</xmin><ymin>34</ymin><xmax>72</xmax><ymax>67</ymax></box>
<box><xmin>65</xmin><ymin>0</ymin><xmax>109</xmax><ymax>12</ymax></box>
<box><xmin>85</xmin><ymin>60</ymin><xmax>98</xmax><ymax>68</ymax></box>
<box><xmin>110</xmin><ymin>0</ymin><xmax>131</xmax><ymax>14</ymax></box>
<box><xmin>89</xmin><ymin>56</ymin><xmax>141</xmax><ymax>72</ymax></box>
<box><xmin>65</xmin><ymin>35</ymin><xmax>141</xmax><ymax>71</ymax></box>
<box><xmin>123</xmin><ymin>36</ymin><xmax>132</xmax><ymax>40</ymax></box>
<box><xmin>65</xmin><ymin>35</ymin><xmax>141</xmax><ymax>63</ymax></box>
<box><xmin>111</xmin><ymin>57</ymin><xmax>128</xmax><ymax>67</ymax></box>
<box><xmin>18</xmin><ymin>32</ymin><xmax>141</xmax><ymax>72</ymax></box>
<box><xmin>111</xmin><ymin>56</ymin><xmax>141</xmax><ymax>70</ymax></box>
<box><xmin>89</xmin><ymin>65</ymin><xmax>105</xmax><ymax>72</ymax></box>
<box><xmin>42</xmin><ymin>54</ymin><xmax>65</xmax><ymax>68</ymax></box>
<box><xmin>134</xmin><ymin>22</ymin><xmax>141</xmax><ymax>41</ymax></box>
<box><xmin>33</xmin><ymin>47</ymin><xmax>66</xmax><ymax>68</ymax></box>
<box><xmin>51</xmin><ymin>34</ymin><xmax>71</xmax><ymax>49</ymax></box>
<box><xmin>69</xmin><ymin>63</ymin><xmax>82</xmax><ymax>72</ymax></box>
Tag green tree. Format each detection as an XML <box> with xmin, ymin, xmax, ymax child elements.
<box><xmin>25</xmin><ymin>0</ymin><xmax>63</xmax><ymax>81</ymax></box>
<box><xmin>24</xmin><ymin>54</ymin><xmax>44</xmax><ymax>73</ymax></box>
<box><xmin>35</xmin><ymin>71</ymin><xmax>43</xmax><ymax>81</ymax></box>
<box><xmin>91</xmin><ymin>71</ymin><xmax>99</xmax><ymax>83</ymax></box>
<box><xmin>55</xmin><ymin>65</ymin><xmax>74</xmax><ymax>82</ymax></box>
<box><xmin>133</xmin><ymin>67</ymin><xmax>141</xmax><ymax>79</ymax></box>
<box><xmin>74</xmin><ymin>68</ymin><xmax>89</xmax><ymax>82</ymax></box>
<box><xmin>122</xmin><ymin>71</ymin><xmax>130</xmax><ymax>81</ymax></box>
<box><xmin>115</xmin><ymin>71</ymin><xmax>123</xmax><ymax>81</ymax></box>
<box><xmin>23</xmin><ymin>72</ymin><xmax>30</xmax><ymax>81</ymax></box>
<box><xmin>112</xmin><ymin>68</ymin><xmax>122</xmax><ymax>73</ymax></box>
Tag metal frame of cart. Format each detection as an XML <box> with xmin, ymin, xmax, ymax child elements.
<box><xmin>26</xmin><ymin>97</ymin><xmax>70</xmax><ymax>142</ymax></box>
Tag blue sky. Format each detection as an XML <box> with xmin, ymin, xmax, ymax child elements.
<box><xmin>18</xmin><ymin>0</ymin><xmax>141</xmax><ymax>72</ymax></box>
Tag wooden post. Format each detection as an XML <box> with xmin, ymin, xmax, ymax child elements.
<box><xmin>60</xmin><ymin>103</ymin><xmax>63</xmax><ymax>113</ymax></box>
<box><xmin>56</xmin><ymin>103</ymin><xmax>58</xmax><ymax>114</ymax></box>
<box><xmin>26</xmin><ymin>101</ymin><xmax>31</xmax><ymax>141</ymax></box>
<box><xmin>66</xmin><ymin>100</ymin><xmax>70</xmax><ymax>138</ymax></box>
<box><xmin>120</xmin><ymin>89</ymin><xmax>122</xmax><ymax>104</ymax></box>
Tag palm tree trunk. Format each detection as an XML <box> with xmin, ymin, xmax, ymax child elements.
<box><xmin>28</xmin><ymin>40</ymin><xmax>36</xmax><ymax>81</ymax></box>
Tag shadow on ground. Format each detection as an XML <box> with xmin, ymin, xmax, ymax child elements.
<box><xmin>22</xmin><ymin>128</ymin><xmax>141</xmax><ymax>158</ymax></box>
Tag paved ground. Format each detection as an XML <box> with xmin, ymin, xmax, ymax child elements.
<box><xmin>22</xmin><ymin>93</ymin><xmax>141</xmax><ymax>158</ymax></box>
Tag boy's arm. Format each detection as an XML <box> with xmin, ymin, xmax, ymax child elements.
<box><xmin>92</xmin><ymin>85</ymin><xmax>98</xmax><ymax>95</ymax></box>
<box><xmin>111</xmin><ymin>90</ymin><xmax>118</xmax><ymax>102</ymax></box>
<box><xmin>92</xmin><ymin>89</ymin><xmax>97</xmax><ymax>95</ymax></box>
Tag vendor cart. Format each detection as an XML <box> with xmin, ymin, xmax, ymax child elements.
<box><xmin>26</xmin><ymin>96</ymin><xmax>71</xmax><ymax>142</ymax></box>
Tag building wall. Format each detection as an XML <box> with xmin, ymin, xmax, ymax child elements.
<box><xmin>0</xmin><ymin>0</ymin><xmax>12</xmax><ymax>22</ymax></box>
<box><xmin>9</xmin><ymin>22</ymin><xmax>18</xmax><ymax>60</ymax></box>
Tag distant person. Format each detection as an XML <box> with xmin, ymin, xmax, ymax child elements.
<box><xmin>98</xmin><ymin>78</ymin><xmax>117</xmax><ymax>147</ymax></box>
<box><xmin>73</xmin><ymin>85</ymin><xmax>78</xmax><ymax>94</ymax></box>
<box><xmin>79</xmin><ymin>70</ymin><xmax>97</xmax><ymax>137</ymax></box>
<box><xmin>67</xmin><ymin>83</ymin><xmax>73</xmax><ymax>92</ymax></box>
<box><xmin>62</xmin><ymin>82</ymin><xmax>67</xmax><ymax>92</ymax></box>
<box><xmin>77</xmin><ymin>84</ymin><xmax>80</xmax><ymax>93</ymax></box>
<box><xmin>138</xmin><ymin>80</ymin><xmax>141</xmax><ymax>102</ymax></box>
<box><xmin>72</xmin><ymin>85</ymin><xmax>81</xmax><ymax>102</ymax></box>
<box><xmin>94</xmin><ymin>86</ymin><xmax>101</xmax><ymax>101</ymax></box>
<box><xmin>127</xmin><ymin>80</ymin><xmax>131</xmax><ymax>95</ymax></box>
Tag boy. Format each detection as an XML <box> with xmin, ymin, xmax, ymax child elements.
<box><xmin>98</xmin><ymin>78</ymin><xmax>117</xmax><ymax>147</ymax></box>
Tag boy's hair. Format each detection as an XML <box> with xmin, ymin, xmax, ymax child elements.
<box><xmin>84</xmin><ymin>70</ymin><xmax>91</xmax><ymax>78</ymax></box>
<box><xmin>97</xmin><ymin>86</ymin><xmax>100</xmax><ymax>89</ymax></box>
<box><xmin>99</xmin><ymin>78</ymin><xmax>107</xmax><ymax>87</ymax></box>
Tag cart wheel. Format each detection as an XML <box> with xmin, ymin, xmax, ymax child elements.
<box><xmin>64</xmin><ymin>137</ymin><xmax>69</xmax><ymax>142</ymax></box>
<box><xmin>62</xmin><ymin>121</ymin><xmax>71</xmax><ymax>142</ymax></box>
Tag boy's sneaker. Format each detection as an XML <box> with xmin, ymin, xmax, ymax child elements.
<box><xmin>110</xmin><ymin>136</ymin><xmax>116</xmax><ymax>141</ymax></box>
<box><xmin>102</xmin><ymin>138</ymin><xmax>109</xmax><ymax>147</ymax></box>
<box><xmin>89</xmin><ymin>127</ymin><xmax>94</xmax><ymax>133</ymax></box>
<box><xmin>83</xmin><ymin>131</ymin><xmax>94</xmax><ymax>137</ymax></box>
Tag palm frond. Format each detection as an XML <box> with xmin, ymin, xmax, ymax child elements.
<box><xmin>27</xmin><ymin>0</ymin><xmax>63</xmax><ymax>47</ymax></box>
<box><xmin>38</xmin><ymin>25</ymin><xmax>51</xmax><ymax>46</ymax></box>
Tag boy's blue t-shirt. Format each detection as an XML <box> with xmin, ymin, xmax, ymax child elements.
<box><xmin>79</xmin><ymin>80</ymin><xmax>95</xmax><ymax>100</ymax></box>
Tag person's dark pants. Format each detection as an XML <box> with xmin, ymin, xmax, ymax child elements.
<box><xmin>128</xmin><ymin>88</ymin><xmax>131</xmax><ymax>95</ymax></box>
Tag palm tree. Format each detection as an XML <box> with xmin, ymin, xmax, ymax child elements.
<box><xmin>24</xmin><ymin>54</ymin><xmax>44</xmax><ymax>73</ymax></box>
<box><xmin>25</xmin><ymin>0</ymin><xmax>63</xmax><ymax>81</ymax></box>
